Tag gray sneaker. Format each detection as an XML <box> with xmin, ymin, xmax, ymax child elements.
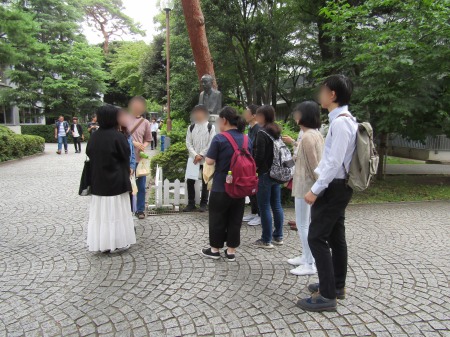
<box><xmin>273</xmin><ymin>238</ymin><xmax>284</xmax><ymax>245</ymax></box>
<box><xmin>296</xmin><ymin>293</ymin><xmax>337</xmax><ymax>312</ymax></box>
<box><xmin>252</xmin><ymin>239</ymin><xmax>274</xmax><ymax>249</ymax></box>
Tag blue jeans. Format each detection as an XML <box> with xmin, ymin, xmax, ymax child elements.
<box><xmin>57</xmin><ymin>136</ymin><xmax>68</xmax><ymax>152</ymax></box>
<box><xmin>257</xmin><ymin>173</ymin><xmax>284</xmax><ymax>243</ymax></box>
<box><xmin>135</xmin><ymin>163</ymin><xmax>146</xmax><ymax>213</ymax></box>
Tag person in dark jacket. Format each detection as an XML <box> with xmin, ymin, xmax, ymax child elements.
<box><xmin>85</xmin><ymin>105</ymin><xmax>136</xmax><ymax>253</ymax></box>
<box><xmin>252</xmin><ymin>105</ymin><xmax>284</xmax><ymax>249</ymax></box>
<box><xmin>70</xmin><ymin>117</ymin><xmax>84</xmax><ymax>153</ymax></box>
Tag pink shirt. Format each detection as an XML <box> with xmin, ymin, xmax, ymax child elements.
<box><xmin>131</xmin><ymin>117</ymin><xmax>152</xmax><ymax>162</ymax></box>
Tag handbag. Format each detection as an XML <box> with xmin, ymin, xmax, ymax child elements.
<box><xmin>136</xmin><ymin>158</ymin><xmax>151</xmax><ymax>177</ymax></box>
<box><xmin>79</xmin><ymin>157</ymin><xmax>91</xmax><ymax>196</ymax></box>
<box><xmin>130</xmin><ymin>176</ymin><xmax>138</xmax><ymax>195</ymax></box>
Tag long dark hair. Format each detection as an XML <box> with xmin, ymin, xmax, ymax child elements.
<box><xmin>293</xmin><ymin>101</ymin><xmax>322</xmax><ymax>129</ymax></box>
<box><xmin>97</xmin><ymin>104</ymin><xmax>119</xmax><ymax>129</ymax></box>
<box><xmin>219</xmin><ymin>106</ymin><xmax>246</xmax><ymax>133</ymax></box>
<box><xmin>256</xmin><ymin>105</ymin><xmax>281</xmax><ymax>138</ymax></box>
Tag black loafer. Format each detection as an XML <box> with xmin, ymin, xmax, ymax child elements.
<box><xmin>183</xmin><ymin>204</ymin><xmax>197</xmax><ymax>212</ymax></box>
<box><xmin>308</xmin><ymin>283</ymin><xmax>346</xmax><ymax>300</ymax></box>
<box><xmin>200</xmin><ymin>248</ymin><xmax>221</xmax><ymax>260</ymax></box>
<box><xmin>224</xmin><ymin>249</ymin><xmax>236</xmax><ymax>262</ymax></box>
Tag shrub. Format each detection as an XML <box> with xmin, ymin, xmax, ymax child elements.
<box><xmin>21</xmin><ymin>124</ymin><xmax>91</xmax><ymax>143</ymax></box>
<box><xmin>160</xmin><ymin>119</ymin><xmax>188</xmax><ymax>146</ymax></box>
<box><xmin>0</xmin><ymin>126</ymin><xmax>45</xmax><ymax>162</ymax></box>
<box><xmin>150</xmin><ymin>142</ymin><xmax>188</xmax><ymax>181</ymax></box>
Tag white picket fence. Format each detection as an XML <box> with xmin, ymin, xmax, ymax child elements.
<box><xmin>151</xmin><ymin>165</ymin><xmax>203</xmax><ymax>210</ymax></box>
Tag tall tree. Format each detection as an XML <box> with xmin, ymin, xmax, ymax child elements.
<box><xmin>82</xmin><ymin>0</ymin><xmax>145</xmax><ymax>54</ymax></box>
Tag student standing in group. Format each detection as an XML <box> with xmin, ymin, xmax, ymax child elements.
<box><xmin>87</xmin><ymin>114</ymin><xmax>99</xmax><ymax>134</ymax></box>
<box><xmin>150</xmin><ymin>118</ymin><xmax>159</xmax><ymax>150</ymax></box>
<box><xmin>252</xmin><ymin>105</ymin><xmax>284</xmax><ymax>249</ymax></box>
<box><xmin>200</xmin><ymin>107</ymin><xmax>250</xmax><ymax>262</ymax></box>
<box><xmin>70</xmin><ymin>117</ymin><xmax>84</xmax><ymax>153</ymax></box>
<box><xmin>54</xmin><ymin>115</ymin><xmax>70</xmax><ymax>155</ymax></box>
<box><xmin>184</xmin><ymin>105</ymin><xmax>216</xmax><ymax>213</ymax></box>
<box><xmin>242</xmin><ymin>104</ymin><xmax>261</xmax><ymax>226</ymax></box>
<box><xmin>297</xmin><ymin>75</ymin><xmax>357</xmax><ymax>312</ymax></box>
<box><xmin>86</xmin><ymin>105</ymin><xmax>136</xmax><ymax>253</ymax></box>
<box><xmin>283</xmin><ymin>101</ymin><xmax>324</xmax><ymax>276</ymax></box>
<box><xmin>129</xmin><ymin>96</ymin><xmax>152</xmax><ymax>220</ymax></box>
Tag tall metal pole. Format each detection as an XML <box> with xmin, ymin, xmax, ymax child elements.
<box><xmin>165</xmin><ymin>9</ymin><xmax>172</xmax><ymax>132</ymax></box>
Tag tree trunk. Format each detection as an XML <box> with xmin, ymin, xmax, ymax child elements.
<box><xmin>377</xmin><ymin>132</ymin><xmax>388</xmax><ymax>180</ymax></box>
<box><xmin>181</xmin><ymin>0</ymin><xmax>217</xmax><ymax>89</ymax></box>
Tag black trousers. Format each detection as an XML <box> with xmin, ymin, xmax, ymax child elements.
<box><xmin>187</xmin><ymin>166</ymin><xmax>209</xmax><ymax>206</ymax></box>
<box><xmin>249</xmin><ymin>194</ymin><xmax>259</xmax><ymax>215</ymax></box>
<box><xmin>152</xmin><ymin>131</ymin><xmax>157</xmax><ymax>149</ymax></box>
<box><xmin>308</xmin><ymin>179</ymin><xmax>353</xmax><ymax>299</ymax></box>
<box><xmin>73</xmin><ymin>137</ymin><xmax>81</xmax><ymax>152</ymax></box>
<box><xmin>209</xmin><ymin>191</ymin><xmax>245</xmax><ymax>248</ymax></box>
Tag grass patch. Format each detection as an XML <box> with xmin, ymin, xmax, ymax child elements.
<box><xmin>352</xmin><ymin>175</ymin><xmax>450</xmax><ymax>204</ymax></box>
<box><xmin>386</xmin><ymin>156</ymin><xmax>424</xmax><ymax>165</ymax></box>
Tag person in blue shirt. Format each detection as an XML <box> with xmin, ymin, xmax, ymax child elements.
<box><xmin>297</xmin><ymin>75</ymin><xmax>358</xmax><ymax>312</ymax></box>
<box><xmin>200</xmin><ymin>106</ymin><xmax>251</xmax><ymax>262</ymax></box>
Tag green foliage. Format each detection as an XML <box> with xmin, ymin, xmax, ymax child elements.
<box><xmin>21</xmin><ymin>124</ymin><xmax>91</xmax><ymax>143</ymax></box>
<box><xmin>150</xmin><ymin>142</ymin><xmax>188</xmax><ymax>181</ymax></box>
<box><xmin>160</xmin><ymin>119</ymin><xmax>188</xmax><ymax>146</ymax></box>
<box><xmin>0</xmin><ymin>126</ymin><xmax>45</xmax><ymax>162</ymax></box>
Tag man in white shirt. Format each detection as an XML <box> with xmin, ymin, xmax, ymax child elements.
<box><xmin>184</xmin><ymin>105</ymin><xmax>216</xmax><ymax>212</ymax></box>
<box><xmin>150</xmin><ymin>118</ymin><xmax>159</xmax><ymax>150</ymax></box>
<box><xmin>297</xmin><ymin>75</ymin><xmax>358</xmax><ymax>312</ymax></box>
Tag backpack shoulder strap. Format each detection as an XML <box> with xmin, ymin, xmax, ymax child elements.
<box><xmin>207</xmin><ymin>122</ymin><xmax>212</xmax><ymax>133</ymax></box>
<box><xmin>130</xmin><ymin>118</ymin><xmax>145</xmax><ymax>136</ymax></box>
<box><xmin>242</xmin><ymin>134</ymin><xmax>248</xmax><ymax>150</ymax></box>
<box><xmin>259</xmin><ymin>129</ymin><xmax>274</xmax><ymax>141</ymax></box>
<box><xmin>221</xmin><ymin>131</ymin><xmax>239</xmax><ymax>151</ymax></box>
<box><xmin>189</xmin><ymin>124</ymin><xmax>195</xmax><ymax>132</ymax></box>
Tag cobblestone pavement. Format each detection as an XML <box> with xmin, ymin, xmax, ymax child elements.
<box><xmin>0</xmin><ymin>143</ymin><xmax>449</xmax><ymax>337</ymax></box>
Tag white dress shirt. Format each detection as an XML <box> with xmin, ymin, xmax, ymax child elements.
<box><xmin>311</xmin><ymin>105</ymin><xmax>357</xmax><ymax>195</ymax></box>
<box><xmin>150</xmin><ymin>122</ymin><xmax>159</xmax><ymax>132</ymax></box>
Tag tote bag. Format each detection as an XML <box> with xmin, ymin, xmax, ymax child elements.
<box><xmin>136</xmin><ymin>158</ymin><xmax>151</xmax><ymax>177</ymax></box>
<box><xmin>79</xmin><ymin>158</ymin><xmax>91</xmax><ymax>196</ymax></box>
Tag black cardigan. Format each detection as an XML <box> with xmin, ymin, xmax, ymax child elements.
<box><xmin>86</xmin><ymin>128</ymin><xmax>131</xmax><ymax>196</ymax></box>
<box><xmin>254</xmin><ymin>128</ymin><xmax>275</xmax><ymax>175</ymax></box>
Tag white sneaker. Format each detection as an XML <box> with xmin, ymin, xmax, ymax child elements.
<box><xmin>290</xmin><ymin>264</ymin><xmax>317</xmax><ymax>276</ymax></box>
<box><xmin>248</xmin><ymin>216</ymin><xmax>261</xmax><ymax>226</ymax></box>
<box><xmin>243</xmin><ymin>214</ymin><xmax>256</xmax><ymax>222</ymax></box>
<box><xmin>287</xmin><ymin>255</ymin><xmax>306</xmax><ymax>266</ymax></box>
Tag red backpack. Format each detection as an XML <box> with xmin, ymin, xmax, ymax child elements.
<box><xmin>221</xmin><ymin>132</ymin><xmax>258</xmax><ymax>199</ymax></box>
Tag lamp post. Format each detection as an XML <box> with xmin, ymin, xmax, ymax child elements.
<box><xmin>161</xmin><ymin>0</ymin><xmax>174</xmax><ymax>132</ymax></box>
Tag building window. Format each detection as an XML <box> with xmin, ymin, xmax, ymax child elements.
<box><xmin>19</xmin><ymin>107</ymin><xmax>42</xmax><ymax>124</ymax></box>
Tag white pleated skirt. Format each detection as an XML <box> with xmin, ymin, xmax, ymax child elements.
<box><xmin>87</xmin><ymin>192</ymin><xmax>136</xmax><ymax>252</ymax></box>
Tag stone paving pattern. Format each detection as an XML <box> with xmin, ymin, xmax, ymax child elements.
<box><xmin>0</xmin><ymin>144</ymin><xmax>449</xmax><ymax>337</ymax></box>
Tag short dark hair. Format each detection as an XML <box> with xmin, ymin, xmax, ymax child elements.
<box><xmin>246</xmin><ymin>104</ymin><xmax>260</xmax><ymax>115</ymax></box>
<box><xmin>96</xmin><ymin>104</ymin><xmax>119</xmax><ymax>129</ymax></box>
<box><xmin>91</xmin><ymin>114</ymin><xmax>97</xmax><ymax>119</ymax></box>
<box><xmin>129</xmin><ymin>96</ymin><xmax>147</xmax><ymax>105</ymax></box>
<box><xmin>72</xmin><ymin>117</ymin><xmax>78</xmax><ymax>120</ymax></box>
<box><xmin>294</xmin><ymin>101</ymin><xmax>321</xmax><ymax>129</ymax></box>
<box><xmin>192</xmin><ymin>104</ymin><xmax>208</xmax><ymax>114</ymax></box>
<box><xmin>322</xmin><ymin>74</ymin><xmax>353</xmax><ymax>106</ymax></box>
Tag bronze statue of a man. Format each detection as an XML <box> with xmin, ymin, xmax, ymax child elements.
<box><xmin>198</xmin><ymin>74</ymin><xmax>222</xmax><ymax>115</ymax></box>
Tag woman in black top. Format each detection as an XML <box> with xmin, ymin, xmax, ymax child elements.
<box><xmin>86</xmin><ymin>105</ymin><xmax>136</xmax><ymax>253</ymax></box>
<box><xmin>253</xmin><ymin>105</ymin><xmax>284</xmax><ymax>249</ymax></box>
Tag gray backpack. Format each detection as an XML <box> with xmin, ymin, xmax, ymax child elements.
<box><xmin>260</xmin><ymin>130</ymin><xmax>294</xmax><ymax>183</ymax></box>
<box><xmin>340</xmin><ymin>115</ymin><xmax>379</xmax><ymax>191</ymax></box>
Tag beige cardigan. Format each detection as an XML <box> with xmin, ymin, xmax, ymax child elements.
<box><xmin>292</xmin><ymin>129</ymin><xmax>324</xmax><ymax>198</ymax></box>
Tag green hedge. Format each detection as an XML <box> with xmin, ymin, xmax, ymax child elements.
<box><xmin>21</xmin><ymin>124</ymin><xmax>91</xmax><ymax>143</ymax></box>
<box><xmin>0</xmin><ymin>126</ymin><xmax>45</xmax><ymax>162</ymax></box>
<box><xmin>150</xmin><ymin>142</ymin><xmax>189</xmax><ymax>181</ymax></box>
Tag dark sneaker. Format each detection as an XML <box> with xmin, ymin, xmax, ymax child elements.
<box><xmin>252</xmin><ymin>239</ymin><xmax>274</xmax><ymax>249</ymax></box>
<box><xmin>65</xmin><ymin>151</ymin><xmax>68</xmax><ymax>154</ymax></box>
<box><xmin>224</xmin><ymin>249</ymin><xmax>236</xmax><ymax>262</ymax></box>
<box><xmin>136</xmin><ymin>212</ymin><xmax>145</xmax><ymax>220</ymax></box>
<box><xmin>296</xmin><ymin>293</ymin><xmax>337</xmax><ymax>312</ymax></box>
<box><xmin>183</xmin><ymin>204</ymin><xmax>197</xmax><ymax>212</ymax></box>
<box><xmin>273</xmin><ymin>238</ymin><xmax>284</xmax><ymax>245</ymax></box>
<box><xmin>56</xmin><ymin>151</ymin><xmax>61</xmax><ymax>155</ymax></box>
<box><xmin>308</xmin><ymin>283</ymin><xmax>346</xmax><ymax>300</ymax></box>
<box><xmin>200</xmin><ymin>248</ymin><xmax>221</xmax><ymax>260</ymax></box>
<box><xmin>198</xmin><ymin>205</ymin><xmax>207</xmax><ymax>212</ymax></box>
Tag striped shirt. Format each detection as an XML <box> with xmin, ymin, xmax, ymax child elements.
<box><xmin>185</xmin><ymin>122</ymin><xmax>216</xmax><ymax>165</ymax></box>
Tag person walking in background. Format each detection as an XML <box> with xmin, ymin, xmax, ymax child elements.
<box><xmin>86</xmin><ymin>105</ymin><xmax>136</xmax><ymax>253</ymax></box>
<box><xmin>129</xmin><ymin>96</ymin><xmax>152</xmax><ymax>220</ymax></box>
<box><xmin>150</xmin><ymin>118</ymin><xmax>159</xmax><ymax>150</ymax></box>
<box><xmin>70</xmin><ymin>117</ymin><xmax>84</xmax><ymax>153</ymax></box>
<box><xmin>252</xmin><ymin>105</ymin><xmax>284</xmax><ymax>249</ymax></box>
<box><xmin>54</xmin><ymin>115</ymin><xmax>70</xmax><ymax>155</ymax></box>
<box><xmin>242</xmin><ymin>104</ymin><xmax>261</xmax><ymax>226</ymax></box>
<box><xmin>87</xmin><ymin>114</ymin><xmax>99</xmax><ymax>134</ymax></box>
<box><xmin>200</xmin><ymin>107</ymin><xmax>250</xmax><ymax>262</ymax></box>
<box><xmin>184</xmin><ymin>105</ymin><xmax>216</xmax><ymax>213</ymax></box>
<box><xmin>284</xmin><ymin>101</ymin><xmax>324</xmax><ymax>276</ymax></box>
<box><xmin>297</xmin><ymin>75</ymin><xmax>357</xmax><ymax>312</ymax></box>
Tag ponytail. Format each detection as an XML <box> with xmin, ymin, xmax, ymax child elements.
<box><xmin>219</xmin><ymin>106</ymin><xmax>246</xmax><ymax>133</ymax></box>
